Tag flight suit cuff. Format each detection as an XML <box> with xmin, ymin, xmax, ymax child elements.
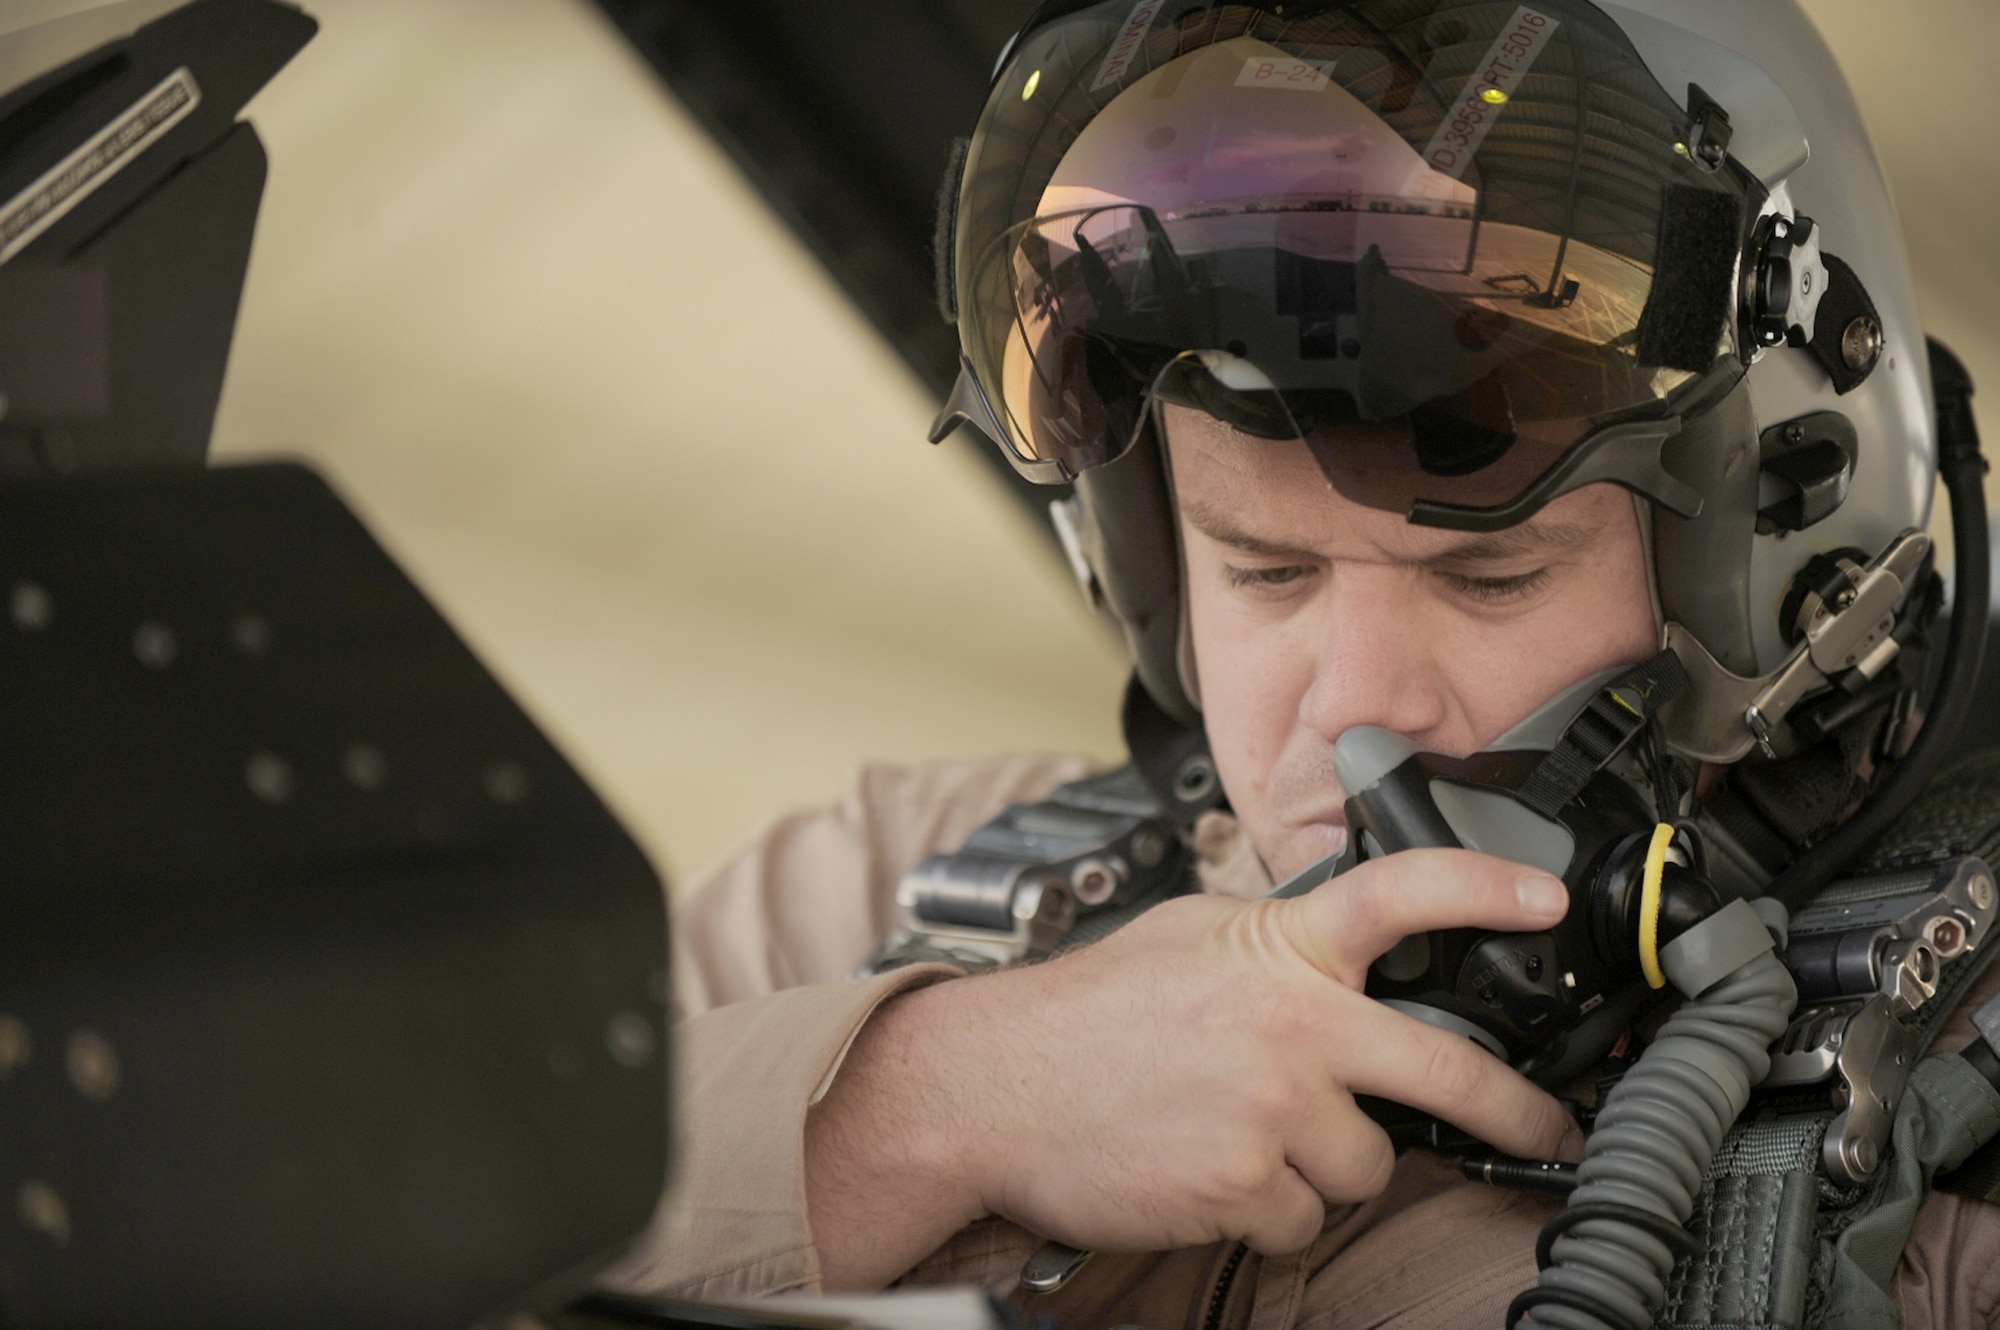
<box><xmin>597</xmin><ymin>963</ymin><xmax>962</xmax><ymax>1300</ymax></box>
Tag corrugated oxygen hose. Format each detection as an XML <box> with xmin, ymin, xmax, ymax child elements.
<box><xmin>1511</xmin><ymin>902</ymin><xmax>1798</xmax><ymax>1330</ymax></box>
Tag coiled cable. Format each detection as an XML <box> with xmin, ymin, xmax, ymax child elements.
<box><xmin>1509</xmin><ymin>912</ymin><xmax>1798</xmax><ymax>1330</ymax></box>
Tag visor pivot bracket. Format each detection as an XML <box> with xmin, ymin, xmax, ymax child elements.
<box><xmin>1750</xmin><ymin>214</ymin><xmax>1830</xmax><ymax>350</ymax></box>
<box><xmin>1843</xmin><ymin>315</ymin><xmax>1885</xmax><ymax>375</ymax></box>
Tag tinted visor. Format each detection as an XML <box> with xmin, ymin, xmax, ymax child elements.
<box><xmin>954</xmin><ymin>2</ymin><xmax>1760</xmax><ymax>523</ymax></box>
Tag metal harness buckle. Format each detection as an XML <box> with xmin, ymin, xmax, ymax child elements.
<box><xmin>862</xmin><ymin>765</ymin><xmax>1188</xmax><ymax>975</ymax></box>
<box><xmin>1763</xmin><ymin>858</ymin><xmax>1999</xmax><ymax>1183</ymax></box>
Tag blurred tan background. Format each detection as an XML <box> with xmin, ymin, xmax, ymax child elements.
<box><xmin>209</xmin><ymin>0</ymin><xmax>2000</xmax><ymax>895</ymax></box>
<box><xmin>209</xmin><ymin>0</ymin><xmax>1130</xmax><ymax>894</ymax></box>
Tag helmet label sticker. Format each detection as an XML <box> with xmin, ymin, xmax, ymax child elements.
<box><xmin>1422</xmin><ymin>7</ymin><xmax>1558</xmax><ymax>180</ymax></box>
<box><xmin>1234</xmin><ymin>56</ymin><xmax>1337</xmax><ymax>92</ymax></box>
<box><xmin>1089</xmin><ymin>0</ymin><xmax>1169</xmax><ymax>92</ymax></box>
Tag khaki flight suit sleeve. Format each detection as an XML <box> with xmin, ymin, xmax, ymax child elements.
<box><xmin>601</xmin><ymin>755</ymin><xmax>1092</xmax><ymax>1299</ymax></box>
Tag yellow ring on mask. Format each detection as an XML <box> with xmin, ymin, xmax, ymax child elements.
<box><xmin>1638</xmin><ymin>822</ymin><xmax>1676</xmax><ymax>990</ymax></box>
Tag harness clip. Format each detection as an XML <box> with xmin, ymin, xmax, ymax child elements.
<box><xmin>1762</xmin><ymin>857</ymin><xmax>1998</xmax><ymax>1183</ymax></box>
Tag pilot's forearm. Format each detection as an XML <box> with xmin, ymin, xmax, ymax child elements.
<box><xmin>803</xmin><ymin>977</ymin><xmax>994</xmax><ymax>1290</ymax></box>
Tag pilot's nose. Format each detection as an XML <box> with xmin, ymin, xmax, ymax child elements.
<box><xmin>1296</xmin><ymin>565</ymin><xmax>1453</xmax><ymax>748</ymax></box>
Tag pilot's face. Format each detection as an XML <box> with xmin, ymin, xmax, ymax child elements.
<box><xmin>1165</xmin><ymin>402</ymin><xmax>1660</xmax><ymax>883</ymax></box>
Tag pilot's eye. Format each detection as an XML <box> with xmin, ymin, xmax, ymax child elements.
<box><xmin>1439</xmin><ymin>569</ymin><xmax>1549</xmax><ymax>603</ymax></box>
<box><xmin>1224</xmin><ymin>564</ymin><xmax>1315</xmax><ymax>591</ymax></box>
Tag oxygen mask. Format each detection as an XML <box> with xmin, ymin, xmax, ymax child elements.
<box><xmin>1270</xmin><ymin>651</ymin><xmax>1734</xmax><ymax>1112</ymax></box>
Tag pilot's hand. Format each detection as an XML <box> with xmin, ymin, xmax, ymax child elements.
<box><xmin>805</xmin><ymin>848</ymin><xmax>1581</xmax><ymax>1288</ymax></box>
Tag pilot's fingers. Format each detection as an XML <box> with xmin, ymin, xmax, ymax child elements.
<box><xmin>1337</xmin><ymin>1004</ymin><xmax>1582</xmax><ymax>1165</ymax></box>
<box><xmin>1282</xmin><ymin>1094</ymin><xmax>1397</xmax><ymax>1206</ymax></box>
<box><xmin>1281</xmin><ymin>849</ymin><xmax>1569</xmax><ymax>988</ymax></box>
<box><xmin>1223</xmin><ymin>1159</ymin><xmax>1330</xmax><ymax>1257</ymax></box>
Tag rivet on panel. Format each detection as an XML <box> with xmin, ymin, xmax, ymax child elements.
<box><xmin>0</xmin><ymin>1017</ymin><xmax>31</xmax><ymax>1077</ymax></box>
<box><xmin>246</xmin><ymin>751</ymin><xmax>296</xmax><ymax>805</ymax></box>
<box><xmin>67</xmin><ymin>1030</ymin><xmax>119</xmax><ymax>1102</ymax></box>
<box><xmin>231</xmin><ymin>613</ymin><xmax>272</xmax><ymax>657</ymax></box>
<box><xmin>341</xmin><ymin>743</ymin><xmax>389</xmax><ymax>791</ymax></box>
<box><xmin>18</xmin><ymin>1182</ymin><xmax>68</xmax><ymax>1245</ymax></box>
<box><xmin>133</xmin><ymin>621</ymin><xmax>177</xmax><ymax>669</ymax></box>
<box><xmin>10</xmin><ymin>583</ymin><xmax>50</xmax><ymax>632</ymax></box>
<box><xmin>483</xmin><ymin>761</ymin><xmax>531</xmax><ymax>806</ymax></box>
<box><xmin>605</xmin><ymin>1011</ymin><xmax>657</xmax><ymax>1068</ymax></box>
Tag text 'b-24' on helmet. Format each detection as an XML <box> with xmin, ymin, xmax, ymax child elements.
<box><xmin>930</xmin><ymin>0</ymin><xmax>1941</xmax><ymax>766</ymax></box>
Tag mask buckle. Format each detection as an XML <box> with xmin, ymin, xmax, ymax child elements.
<box><xmin>1661</xmin><ymin>528</ymin><xmax>1931</xmax><ymax>763</ymax></box>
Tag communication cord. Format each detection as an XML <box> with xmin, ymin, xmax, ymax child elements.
<box><xmin>1509</xmin><ymin>904</ymin><xmax>1797</xmax><ymax>1330</ymax></box>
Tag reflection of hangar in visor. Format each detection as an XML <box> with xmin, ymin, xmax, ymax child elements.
<box><xmin>1019</xmin><ymin>10</ymin><xmax>1737</xmax><ymax>290</ymax></box>
<box><xmin>589</xmin><ymin>0</ymin><xmax>1813</xmax><ymax>531</ymax></box>
<box><xmin>950</xmin><ymin>2</ymin><xmax>1755</xmax><ymax>522</ymax></box>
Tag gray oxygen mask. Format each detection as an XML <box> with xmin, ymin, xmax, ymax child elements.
<box><xmin>1269</xmin><ymin>655</ymin><xmax>1724</xmax><ymax>1095</ymax></box>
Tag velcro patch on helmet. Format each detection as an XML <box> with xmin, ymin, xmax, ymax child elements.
<box><xmin>1635</xmin><ymin>183</ymin><xmax>1744</xmax><ymax>372</ymax></box>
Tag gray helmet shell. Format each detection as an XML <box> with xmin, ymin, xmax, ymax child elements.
<box><xmin>1603</xmin><ymin>1</ymin><xmax>1932</xmax><ymax>676</ymax></box>
<box><xmin>1035</xmin><ymin>0</ymin><xmax>1933</xmax><ymax>726</ymax></box>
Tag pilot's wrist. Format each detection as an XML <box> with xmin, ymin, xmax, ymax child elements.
<box><xmin>803</xmin><ymin>976</ymin><xmax>999</xmax><ymax>1285</ymax></box>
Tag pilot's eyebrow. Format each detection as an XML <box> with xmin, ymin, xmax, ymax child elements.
<box><xmin>1417</xmin><ymin>519</ymin><xmax>1603</xmax><ymax>567</ymax></box>
<box><xmin>1180</xmin><ymin>498</ymin><xmax>1603</xmax><ymax>565</ymax></box>
<box><xmin>1180</xmin><ymin>500</ymin><xmax>1320</xmax><ymax>560</ymax></box>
